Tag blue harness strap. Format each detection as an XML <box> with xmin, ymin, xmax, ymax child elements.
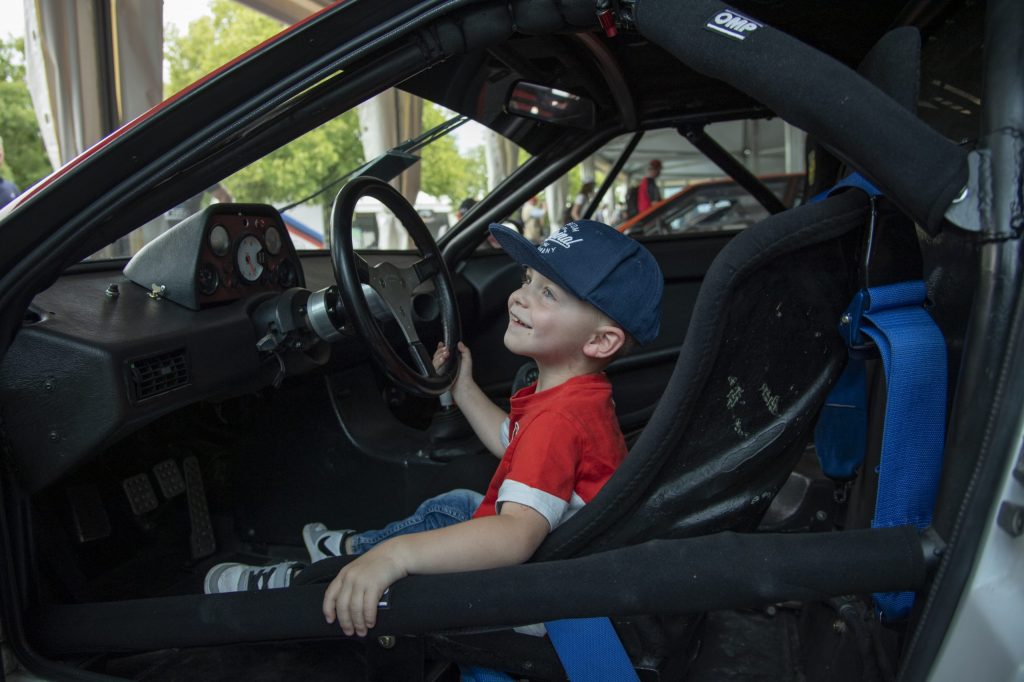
<box><xmin>846</xmin><ymin>282</ymin><xmax>947</xmax><ymax>619</ymax></box>
<box><xmin>813</xmin><ymin>358</ymin><xmax>868</xmax><ymax>479</ymax></box>
<box><xmin>812</xmin><ymin>173</ymin><xmax>881</xmax><ymax>480</ymax></box>
<box><xmin>813</xmin><ymin>174</ymin><xmax>948</xmax><ymax>619</ymax></box>
<box><xmin>546</xmin><ymin>617</ymin><xmax>640</xmax><ymax>682</ymax></box>
<box><xmin>808</xmin><ymin>171</ymin><xmax>883</xmax><ymax>203</ymax></box>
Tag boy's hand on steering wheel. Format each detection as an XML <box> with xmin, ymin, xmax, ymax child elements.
<box><xmin>433</xmin><ymin>341</ymin><xmax>474</xmax><ymax>399</ymax></box>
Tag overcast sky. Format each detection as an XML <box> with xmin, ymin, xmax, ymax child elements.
<box><xmin>0</xmin><ymin>0</ymin><xmax>214</xmax><ymax>41</ymax></box>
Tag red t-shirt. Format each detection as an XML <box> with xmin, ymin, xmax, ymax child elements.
<box><xmin>472</xmin><ymin>373</ymin><xmax>627</xmax><ymax>530</ymax></box>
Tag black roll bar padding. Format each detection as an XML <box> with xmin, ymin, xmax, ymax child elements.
<box><xmin>29</xmin><ymin>527</ymin><xmax>925</xmax><ymax>655</ymax></box>
<box><xmin>634</xmin><ymin>0</ymin><xmax>968</xmax><ymax>235</ymax></box>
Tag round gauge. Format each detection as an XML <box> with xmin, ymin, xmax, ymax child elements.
<box><xmin>198</xmin><ymin>263</ymin><xmax>220</xmax><ymax>296</ymax></box>
<box><xmin>264</xmin><ymin>226</ymin><xmax>283</xmax><ymax>255</ymax></box>
<box><xmin>277</xmin><ymin>259</ymin><xmax>298</xmax><ymax>288</ymax></box>
<box><xmin>209</xmin><ymin>224</ymin><xmax>230</xmax><ymax>256</ymax></box>
<box><xmin>236</xmin><ymin>234</ymin><xmax>265</xmax><ymax>283</ymax></box>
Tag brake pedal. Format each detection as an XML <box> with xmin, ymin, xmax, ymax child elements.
<box><xmin>122</xmin><ymin>473</ymin><xmax>159</xmax><ymax>516</ymax></box>
<box><xmin>152</xmin><ymin>459</ymin><xmax>186</xmax><ymax>499</ymax></box>
<box><xmin>182</xmin><ymin>456</ymin><xmax>216</xmax><ymax>559</ymax></box>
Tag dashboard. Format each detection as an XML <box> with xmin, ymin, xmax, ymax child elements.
<box><xmin>0</xmin><ymin>201</ymin><xmax>453</xmax><ymax>493</ymax></box>
<box><xmin>0</xmin><ymin>204</ymin><xmax>323</xmax><ymax>492</ymax></box>
<box><xmin>124</xmin><ymin>204</ymin><xmax>305</xmax><ymax>311</ymax></box>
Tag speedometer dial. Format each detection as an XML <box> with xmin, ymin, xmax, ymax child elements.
<box><xmin>236</xmin><ymin>234</ymin><xmax>265</xmax><ymax>283</ymax></box>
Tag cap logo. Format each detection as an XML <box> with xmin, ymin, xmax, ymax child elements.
<box><xmin>539</xmin><ymin>223</ymin><xmax>582</xmax><ymax>254</ymax></box>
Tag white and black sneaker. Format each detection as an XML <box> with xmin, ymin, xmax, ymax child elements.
<box><xmin>302</xmin><ymin>522</ymin><xmax>355</xmax><ymax>562</ymax></box>
<box><xmin>204</xmin><ymin>561</ymin><xmax>302</xmax><ymax>594</ymax></box>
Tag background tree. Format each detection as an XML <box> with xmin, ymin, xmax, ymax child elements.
<box><xmin>0</xmin><ymin>37</ymin><xmax>52</xmax><ymax>191</ymax></box>
<box><xmin>419</xmin><ymin>104</ymin><xmax>487</xmax><ymax>203</ymax></box>
<box><xmin>164</xmin><ymin>0</ymin><xmax>363</xmax><ymax>211</ymax></box>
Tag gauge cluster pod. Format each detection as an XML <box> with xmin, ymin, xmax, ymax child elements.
<box><xmin>124</xmin><ymin>204</ymin><xmax>303</xmax><ymax>310</ymax></box>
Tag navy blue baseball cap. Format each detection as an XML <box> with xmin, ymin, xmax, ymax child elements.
<box><xmin>489</xmin><ymin>220</ymin><xmax>664</xmax><ymax>345</ymax></box>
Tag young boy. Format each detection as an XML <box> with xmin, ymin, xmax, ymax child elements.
<box><xmin>206</xmin><ymin>220</ymin><xmax>663</xmax><ymax>640</ymax></box>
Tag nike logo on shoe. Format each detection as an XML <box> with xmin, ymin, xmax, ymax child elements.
<box><xmin>317</xmin><ymin>536</ymin><xmax>338</xmax><ymax>557</ymax></box>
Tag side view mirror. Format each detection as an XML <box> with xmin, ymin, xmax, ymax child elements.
<box><xmin>505</xmin><ymin>81</ymin><xmax>595</xmax><ymax>129</ymax></box>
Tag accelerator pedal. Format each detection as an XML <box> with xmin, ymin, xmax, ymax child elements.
<box><xmin>182</xmin><ymin>456</ymin><xmax>216</xmax><ymax>559</ymax></box>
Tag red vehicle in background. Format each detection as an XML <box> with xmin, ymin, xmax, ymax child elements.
<box><xmin>617</xmin><ymin>173</ymin><xmax>804</xmax><ymax>237</ymax></box>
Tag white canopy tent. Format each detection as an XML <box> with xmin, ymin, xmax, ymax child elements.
<box><xmin>594</xmin><ymin>120</ymin><xmax>803</xmax><ymax>187</ymax></box>
<box><xmin>24</xmin><ymin>0</ymin><xmax>163</xmax><ymax>171</ymax></box>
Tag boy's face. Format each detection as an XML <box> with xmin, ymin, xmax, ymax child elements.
<box><xmin>504</xmin><ymin>268</ymin><xmax>608</xmax><ymax>364</ymax></box>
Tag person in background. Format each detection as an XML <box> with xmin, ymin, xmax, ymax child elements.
<box><xmin>570</xmin><ymin>176</ymin><xmax>596</xmax><ymax>221</ymax></box>
<box><xmin>0</xmin><ymin>135</ymin><xmax>21</xmax><ymax>209</ymax></box>
<box><xmin>636</xmin><ymin>159</ymin><xmax>662</xmax><ymax>214</ymax></box>
<box><xmin>520</xmin><ymin>195</ymin><xmax>547</xmax><ymax>242</ymax></box>
<box><xmin>456</xmin><ymin>197</ymin><xmax>477</xmax><ymax>221</ymax></box>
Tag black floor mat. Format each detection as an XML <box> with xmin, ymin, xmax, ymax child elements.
<box><xmin>689</xmin><ymin>609</ymin><xmax>802</xmax><ymax>681</ymax></box>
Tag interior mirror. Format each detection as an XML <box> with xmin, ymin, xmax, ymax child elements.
<box><xmin>506</xmin><ymin>81</ymin><xmax>595</xmax><ymax>129</ymax></box>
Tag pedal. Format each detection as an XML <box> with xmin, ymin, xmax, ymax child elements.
<box><xmin>152</xmin><ymin>459</ymin><xmax>186</xmax><ymax>499</ymax></box>
<box><xmin>122</xmin><ymin>473</ymin><xmax>159</xmax><ymax>516</ymax></box>
<box><xmin>182</xmin><ymin>456</ymin><xmax>216</xmax><ymax>559</ymax></box>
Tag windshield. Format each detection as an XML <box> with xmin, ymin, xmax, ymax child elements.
<box><xmin>87</xmin><ymin>94</ymin><xmax>518</xmax><ymax>260</ymax></box>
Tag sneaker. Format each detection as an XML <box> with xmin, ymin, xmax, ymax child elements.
<box><xmin>302</xmin><ymin>522</ymin><xmax>354</xmax><ymax>562</ymax></box>
<box><xmin>204</xmin><ymin>561</ymin><xmax>302</xmax><ymax>594</ymax></box>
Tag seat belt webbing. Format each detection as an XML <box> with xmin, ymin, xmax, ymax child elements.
<box><xmin>546</xmin><ymin>617</ymin><xmax>640</xmax><ymax>682</ymax></box>
<box><xmin>851</xmin><ymin>281</ymin><xmax>947</xmax><ymax>619</ymax></box>
<box><xmin>813</xmin><ymin>175</ymin><xmax>948</xmax><ymax>619</ymax></box>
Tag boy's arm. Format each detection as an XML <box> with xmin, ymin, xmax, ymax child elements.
<box><xmin>322</xmin><ymin>502</ymin><xmax>548</xmax><ymax>636</ymax></box>
<box><xmin>434</xmin><ymin>342</ymin><xmax>508</xmax><ymax>457</ymax></box>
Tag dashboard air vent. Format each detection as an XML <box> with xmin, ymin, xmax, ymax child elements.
<box><xmin>128</xmin><ymin>350</ymin><xmax>190</xmax><ymax>401</ymax></box>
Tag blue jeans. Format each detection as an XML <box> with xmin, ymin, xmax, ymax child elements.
<box><xmin>347</xmin><ymin>488</ymin><xmax>483</xmax><ymax>555</ymax></box>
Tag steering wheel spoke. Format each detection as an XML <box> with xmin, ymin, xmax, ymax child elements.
<box><xmin>409</xmin><ymin>253</ymin><xmax>442</xmax><ymax>286</ymax></box>
<box><xmin>353</xmin><ymin>253</ymin><xmax>372</xmax><ymax>283</ymax></box>
<box><xmin>367</xmin><ymin>261</ymin><xmax>421</xmax><ymax>342</ymax></box>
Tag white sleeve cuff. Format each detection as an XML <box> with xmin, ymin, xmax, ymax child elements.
<box><xmin>496</xmin><ymin>479</ymin><xmax>567</xmax><ymax>531</ymax></box>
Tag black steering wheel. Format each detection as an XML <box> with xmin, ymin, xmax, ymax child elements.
<box><xmin>330</xmin><ymin>176</ymin><xmax>461</xmax><ymax>397</ymax></box>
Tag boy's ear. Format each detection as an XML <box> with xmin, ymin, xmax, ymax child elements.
<box><xmin>583</xmin><ymin>325</ymin><xmax>626</xmax><ymax>360</ymax></box>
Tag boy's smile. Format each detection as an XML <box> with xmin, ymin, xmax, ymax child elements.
<box><xmin>509</xmin><ymin>312</ymin><xmax>531</xmax><ymax>329</ymax></box>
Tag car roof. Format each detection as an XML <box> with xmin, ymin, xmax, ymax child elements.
<box><xmin>400</xmin><ymin>0</ymin><xmax>944</xmax><ymax>153</ymax></box>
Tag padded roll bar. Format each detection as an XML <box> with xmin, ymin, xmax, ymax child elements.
<box><xmin>634</xmin><ymin>0</ymin><xmax>967</xmax><ymax>235</ymax></box>
<box><xmin>30</xmin><ymin>527</ymin><xmax>925</xmax><ymax>655</ymax></box>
